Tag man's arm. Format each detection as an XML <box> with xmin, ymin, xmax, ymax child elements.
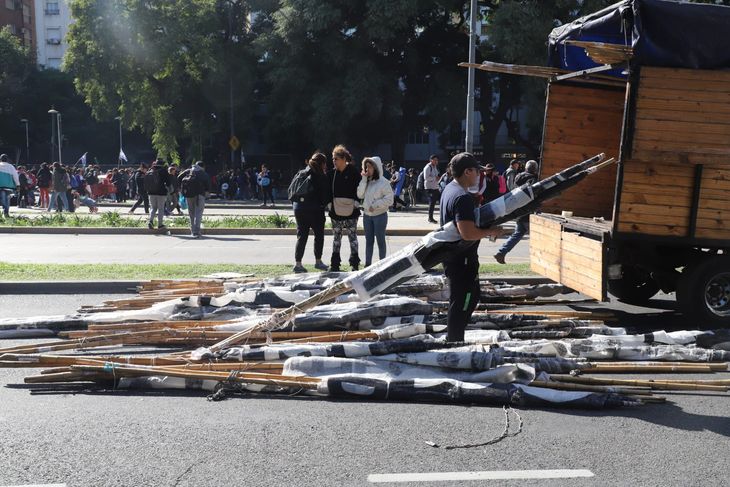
<box><xmin>455</xmin><ymin>219</ymin><xmax>502</xmax><ymax>241</ymax></box>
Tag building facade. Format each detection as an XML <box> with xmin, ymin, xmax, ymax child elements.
<box><xmin>0</xmin><ymin>0</ymin><xmax>34</xmax><ymax>51</ymax></box>
<box><xmin>34</xmin><ymin>0</ymin><xmax>71</xmax><ymax>69</ymax></box>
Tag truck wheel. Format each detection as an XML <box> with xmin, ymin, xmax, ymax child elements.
<box><xmin>677</xmin><ymin>256</ymin><xmax>730</xmax><ymax>328</ymax></box>
<box><xmin>607</xmin><ymin>266</ymin><xmax>660</xmax><ymax>305</ymax></box>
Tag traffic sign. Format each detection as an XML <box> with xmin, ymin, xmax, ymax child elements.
<box><xmin>229</xmin><ymin>135</ymin><xmax>240</xmax><ymax>151</ymax></box>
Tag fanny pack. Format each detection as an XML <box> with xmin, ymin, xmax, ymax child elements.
<box><xmin>333</xmin><ymin>197</ymin><xmax>355</xmax><ymax>217</ymax></box>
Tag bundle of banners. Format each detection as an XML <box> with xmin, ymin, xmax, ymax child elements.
<box><xmin>1</xmin><ymin>153</ymin><xmax>728</xmax><ymax>409</ymax></box>
<box><xmin>1</xmin><ymin>271</ymin><xmax>729</xmax><ymax>410</ymax></box>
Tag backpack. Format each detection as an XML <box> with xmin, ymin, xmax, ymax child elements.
<box><xmin>416</xmin><ymin>171</ymin><xmax>425</xmax><ymax>190</ymax></box>
<box><xmin>288</xmin><ymin>168</ymin><xmax>314</xmax><ymax>202</ymax></box>
<box><xmin>143</xmin><ymin>169</ymin><xmax>162</xmax><ymax>193</ymax></box>
<box><xmin>181</xmin><ymin>169</ymin><xmax>206</xmax><ymax>197</ymax></box>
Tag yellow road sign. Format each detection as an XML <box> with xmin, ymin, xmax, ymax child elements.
<box><xmin>229</xmin><ymin>135</ymin><xmax>240</xmax><ymax>151</ymax></box>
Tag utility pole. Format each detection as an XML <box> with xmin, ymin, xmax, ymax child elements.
<box><xmin>20</xmin><ymin>119</ymin><xmax>29</xmax><ymax>164</ymax></box>
<box><xmin>48</xmin><ymin>108</ymin><xmax>59</xmax><ymax>162</ymax></box>
<box><xmin>115</xmin><ymin>116</ymin><xmax>123</xmax><ymax>166</ymax></box>
<box><xmin>465</xmin><ymin>0</ymin><xmax>478</xmax><ymax>153</ymax></box>
<box><xmin>228</xmin><ymin>1</ymin><xmax>235</xmax><ymax>167</ymax></box>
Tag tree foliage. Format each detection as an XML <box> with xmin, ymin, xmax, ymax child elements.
<box><xmin>0</xmin><ymin>27</ymin><xmax>32</xmax><ymax>147</ymax></box>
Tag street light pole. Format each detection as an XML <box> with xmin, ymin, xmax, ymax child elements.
<box><xmin>48</xmin><ymin>108</ymin><xmax>58</xmax><ymax>162</ymax></box>
<box><xmin>57</xmin><ymin>112</ymin><xmax>63</xmax><ymax>164</ymax></box>
<box><xmin>20</xmin><ymin>119</ymin><xmax>29</xmax><ymax>164</ymax></box>
<box><xmin>465</xmin><ymin>0</ymin><xmax>478</xmax><ymax>153</ymax></box>
<box><xmin>115</xmin><ymin>116</ymin><xmax>123</xmax><ymax>166</ymax></box>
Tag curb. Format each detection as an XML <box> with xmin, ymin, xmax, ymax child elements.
<box><xmin>0</xmin><ymin>277</ymin><xmax>551</xmax><ymax>295</ymax></box>
<box><xmin>0</xmin><ymin>227</ymin><xmax>434</xmax><ymax>237</ymax></box>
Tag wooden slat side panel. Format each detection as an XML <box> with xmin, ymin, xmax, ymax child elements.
<box><xmin>529</xmin><ymin>215</ymin><xmax>562</xmax><ymax>283</ymax></box>
<box><xmin>540</xmin><ymin>83</ymin><xmax>623</xmax><ymax>218</ymax></box>
<box><xmin>529</xmin><ymin>215</ymin><xmax>605</xmax><ymax>301</ymax></box>
<box><xmin>696</xmin><ymin>167</ymin><xmax>730</xmax><ymax>240</ymax></box>
<box><xmin>633</xmin><ymin>67</ymin><xmax>730</xmax><ymax>166</ymax></box>
<box><xmin>618</xmin><ymin>160</ymin><xmax>694</xmax><ymax>237</ymax></box>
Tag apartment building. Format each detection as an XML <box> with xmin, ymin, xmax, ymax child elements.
<box><xmin>34</xmin><ymin>0</ymin><xmax>71</xmax><ymax>69</ymax></box>
<box><xmin>0</xmin><ymin>0</ymin><xmax>34</xmax><ymax>50</ymax></box>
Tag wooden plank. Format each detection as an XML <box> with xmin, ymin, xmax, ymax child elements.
<box><xmin>630</xmin><ymin>149</ymin><xmax>730</xmax><ymax>166</ymax></box>
<box><xmin>634</xmin><ymin>130</ymin><xmax>730</xmax><ymax>147</ymax></box>
<box><xmin>543</xmin><ymin>116</ymin><xmax>624</xmax><ymax>133</ymax></box>
<box><xmin>636</xmin><ymin>109</ymin><xmax>730</xmax><ymax>126</ymax></box>
<box><xmin>636</xmin><ymin>98</ymin><xmax>730</xmax><ymax>115</ymax></box>
<box><xmin>633</xmin><ymin>138</ymin><xmax>730</xmax><ymax>153</ymax></box>
<box><xmin>641</xmin><ymin>67</ymin><xmax>730</xmax><ymax>83</ymax></box>
<box><xmin>617</xmin><ymin>221</ymin><xmax>688</xmax><ymax>236</ymax></box>
<box><xmin>620</xmin><ymin>203</ymin><xmax>692</xmax><ymax>218</ymax></box>
<box><xmin>635</xmin><ymin>118</ymin><xmax>730</xmax><ymax>137</ymax></box>
<box><xmin>639</xmin><ymin>77</ymin><xmax>730</xmax><ymax>93</ymax></box>
<box><xmin>695</xmin><ymin>227</ymin><xmax>730</xmax><ymax>240</ymax></box>
<box><xmin>621</xmin><ymin>191</ymin><xmax>693</xmax><ymax>207</ymax></box>
<box><xmin>638</xmin><ymin>87</ymin><xmax>730</xmax><ymax>104</ymax></box>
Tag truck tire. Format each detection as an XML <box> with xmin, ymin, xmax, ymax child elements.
<box><xmin>676</xmin><ymin>256</ymin><xmax>730</xmax><ymax>328</ymax></box>
<box><xmin>607</xmin><ymin>266</ymin><xmax>660</xmax><ymax>305</ymax></box>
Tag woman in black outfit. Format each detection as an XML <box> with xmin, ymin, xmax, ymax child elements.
<box><xmin>292</xmin><ymin>152</ymin><xmax>331</xmax><ymax>273</ymax></box>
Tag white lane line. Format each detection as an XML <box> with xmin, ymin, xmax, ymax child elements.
<box><xmin>2</xmin><ymin>484</ymin><xmax>67</xmax><ymax>487</ymax></box>
<box><xmin>368</xmin><ymin>469</ymin><xmax>594</xmax><ymax>483</ymax></box>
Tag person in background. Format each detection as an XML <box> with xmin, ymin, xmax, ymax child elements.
<box><xmin>258</xmin><ymin>164</ymin><xmax>275</xmax><ymax>207</ymax></box>
<box><xmin>438</xmin><ymin>164</ymin><xmax>453</xmax><ymax>192</ymax></box>
<box><xmin>145</xmin><ymin>159</ymin><xmax>171</xmax><ymax>230</ymax></box>
<box><xmin>167</xmin><ymin>165</ymin><xmax>183</xmax><ymax>215</ymax></box>
<box><xmin>129</xmin><ymin>163</ymin><xmax>149</xmax><ymax>214</ymax></box>
<box><xmin>504</xmin><ymin>159</ymin><xmax>522</xmax><ymax>191</ymax></box>
<box><xmin>48</xmin><ymin>162</ymin><xmax>70</xmax><ymax>212</ymax></box>
<box><xmin>494</xmin><ymin>160</ymin><xmax>539</xmax><ymax>264</ymax></box>
<box><xmin>328</xmin><ymin>144</ymin><xmax>362</xmax><ymax>271</ymax></box>
<box><xmin>0</xmin><ymin>154</ymin><xmax>20</xmax><ymax>217</ymax></box>
<box><xmin>36</xmin><ymin>162</ymin><xmax>52</xmax><ymax>208</ymax></box>
<box><xmin>480</xmin><ymin>163</ymin><xmax>502</xmax><ymax>203</ymax></box>
<box><xmin>357</xmin><ymin>156</ymin><xmax>393</xmax><ymax>267</ymax></box>
<box><xmin>422</xmin><ymin>154</ymin><xmax>440</xmax><ymax>223</ymax></box>
<box><xmin>291</xmin><ymin>152</ymin><xmax>330</xmax><ymax>273</ymax></box>
<box><xmin>178</xmin><ymin>161</ymin><xmax>212</xmax><ymax>238</ymax></box>
<box><xmin>72</xmin><ymin>190</ymin><xmax>98</xmax><ymax>213</ymax></box>
<box><xmin>405</xmin><ymin>168</ymin><xmax>418</xmax><ymax>208</ymax></box>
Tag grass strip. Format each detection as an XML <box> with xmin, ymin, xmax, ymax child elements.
<box><xmin>0</xmin><ymin>212</ymin><xmax>295</xmax><ymax>228</ymax></box>
<box><xmin>0</xmin><ymin>262</ymin><xmax>534</xmax><ymax>281</ymax></box>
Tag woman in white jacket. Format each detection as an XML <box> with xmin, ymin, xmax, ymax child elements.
<box><xmin>356</xmin><ymin>156</ymin><xmax>393</xmax><ymax>267</ymax></box>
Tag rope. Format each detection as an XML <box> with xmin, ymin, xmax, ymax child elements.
<box><xmin>425</xmin><ymin>406</ymin><xmax>523</xmax><ymax>450</ymax></box>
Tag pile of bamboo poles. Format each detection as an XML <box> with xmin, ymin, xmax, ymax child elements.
<box><xmin>563</xmin><ymin>40</ymin><xmax>633</xmax><ymax>65</ymax></box>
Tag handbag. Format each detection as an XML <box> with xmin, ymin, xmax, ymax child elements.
<box><xmin>179</xmin><ymin>193</ymin><xmax>188</xmax><ymax>210</ymax></box>
<box><xmin>333</xmin><ymin>197</ymin><xmax>355</xmax><ymax>217</ymax></box>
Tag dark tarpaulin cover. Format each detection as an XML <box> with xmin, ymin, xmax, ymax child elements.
<box><xmin>548</xmin><ymin>0</ymin><xmax>730</xmax><ymax>72</ymax></box>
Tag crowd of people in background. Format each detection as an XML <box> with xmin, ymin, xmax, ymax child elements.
<box><xmin>0</xmin><ymin>148</ymin><xmax>539</xmax><ymax>269</ymax></box>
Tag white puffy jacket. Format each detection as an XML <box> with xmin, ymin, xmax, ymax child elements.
<box><xmin>357</xmin><ymin>156</ymin><xmax>393</xmax><ymax>217</ymax></box>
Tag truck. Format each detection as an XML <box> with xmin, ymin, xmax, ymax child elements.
<box><xmin>472</xmin><ymin>0</ymin><xmax>730</xmax><ymax>325</ymax></box>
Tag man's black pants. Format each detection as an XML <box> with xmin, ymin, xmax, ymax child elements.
<box><xmin>444</xmin><ymin>255</ymin><xmax>480</xmax><ymax>342</ymax></box>
<box><xmin>427</xmin><ymin>189</ymin><xmax>439</xmax><ymax>220</ymax></box>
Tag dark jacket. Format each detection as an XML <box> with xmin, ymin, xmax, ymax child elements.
<box><xmin>328</xmin><ymin>163</ymin><xmax>362</xmax><ymax>220</ymax></box>
<box><xmin>514</xmin><ymin>170</ymin><xmax>538</xmax><ymax>223</ymax></box>
<box><xmin>37</xmin><ymin>167</ymin><xmax>52</xmax><ymax>188</ymax></box>
<box><xmin>134</xmin><ymin>169</ymin><xmax>146</xmax><ymax>194</ymax></box>
<box><xmin>293</xmin><ymin>169</ymin><xmax>330</xmax><ymax>211</ymax></box>
<box><xmin>178</xmin><ymin>166</ymin><xmax>212</xmax><ymax>197</ymax></box>
<box><xmin>146</xmin><ymin>165</ymin><xmax>171</xmax><ymax>196</ymax></box>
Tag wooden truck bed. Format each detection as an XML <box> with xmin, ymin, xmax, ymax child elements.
<box><xmin>529</xmin><ymin>213</ymin><xmax>611</xmax><ymax>301</ymax></box>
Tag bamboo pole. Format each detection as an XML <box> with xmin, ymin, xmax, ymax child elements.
<box><xmin>529</xmin><ymin>380</ymin><xmax>653</xmax><ymax>396</ymax></box>
<box><xmin>550</xmin><ymin>375</ymin><xmax>729</xmax><ymax>392</ymax></box>
<box><xmin>207</xmin><ymin>280</ymin><xmax>354</xmax><ymax>354</ymax></box>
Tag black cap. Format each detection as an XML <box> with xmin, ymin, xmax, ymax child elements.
<box><xmin>449</xmin><ymin>152</ymin><xmax>479</xmax><ymax>177</ymax></box>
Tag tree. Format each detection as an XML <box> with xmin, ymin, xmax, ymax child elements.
<box><xmin>0</xmin><ymin>27</ymin><xmax>32</xmax><ymax>148</ymax></box>
<box><xmin>66</xmin><ymin>0</ymin><xmax>257</xmax><ymax>164</ymax></box>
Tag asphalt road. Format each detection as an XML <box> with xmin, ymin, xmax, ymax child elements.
<box><xmin>0</xmin><ymin>294</ymin><xmax>729</xmax><ymax>486</ymax></box>
<box><xmin>0</xmin><ymin>233</ymin><xmax>530</xmax><ymax>265</ymax></box>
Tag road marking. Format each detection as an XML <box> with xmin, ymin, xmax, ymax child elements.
<box><xmin>368</xmin><ymin>469</ymin><xmax>595</xmax><ymax>483</ymax></box>
<box><xmin>2</xmin><ymin>484</ymin><xmax>67</xmax><ymax>487</ymax></box>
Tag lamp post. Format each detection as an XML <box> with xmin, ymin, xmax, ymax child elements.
<box><xmin>464</xmin><ymin>0</ymin><xmax>477</xmax><ymax>153</ymax></box>
<box><xmin>20</xmin><ymin>119</ymin><xmax>29</xmax><ymax>164</ymax></box>
<box><xmin>57</xmin><ymin>112</ymin><xmax>63</xmax><ymax>164</ymax></box>
<box><xmin>48</xmin><ymin>108</ymin><xmax>59</xmax><ymax>162</ymax></box>
<box><xmin>115</xmin><ymin>116</ymin><xmax>123</xmax><ymax>166</ymax></box>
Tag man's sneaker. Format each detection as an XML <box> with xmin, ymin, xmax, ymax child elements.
<box><xmin>158</xmin><ymin>225</ymin><xmax>167</xmax><ymax>230</ymax></box>
<box><xmin>148</xmin><ymin>223</ymin><xmax>154</xmax><ymax>230</ymax></box>
<box><xmin>428</xmin><ymin>218</ymin><xmax>438</xmax><ymax>224</ymax></box>
<box><xmin>493</xmin><ymin>253</ymin><xmax>506</xmax><ymax>264</ymax></box>
<box><xmin>292</xmin><ymin>264</ymin><xmax>307</xmax><ymax>273</ymax></box>
<box><xmin>314</xmin><ymin>262</ymin><xmax>329</xmax><ymax>271</ymax></box>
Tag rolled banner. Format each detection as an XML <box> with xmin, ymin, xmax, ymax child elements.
<box><xmin>347</xmin><ymin>153</ymin><xmax>611</xmax><ymax>300</ymax></box>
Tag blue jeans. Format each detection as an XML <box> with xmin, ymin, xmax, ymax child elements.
<box><xmin>48</xmin><ymin>191</ymin><xmax>69</xmax><ymax>212</ymax></box>
<box><xmin>498</xmin><ymin>217</ymin><xmax>528</xmax><ymax>256</ymax></box>
<box><xmin>0</xmin><ymin>190</ymin><xmax>9</xmax><ymax>215</ymax></box>
<box><xmin>363</xmin><ymin>212</ymin><xmax>388</xmax><ymax>266</ymax></box>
